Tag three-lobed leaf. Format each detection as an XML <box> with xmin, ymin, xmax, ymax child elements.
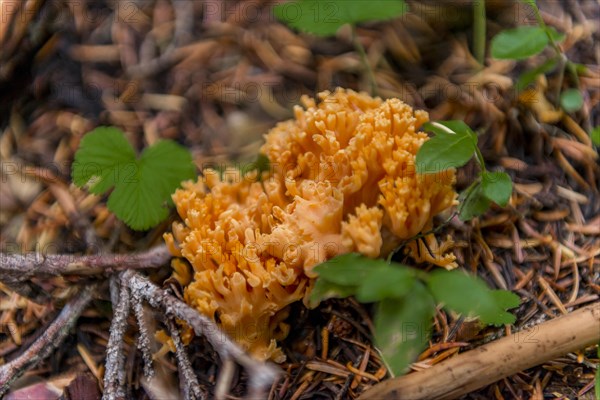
<box><xmin>274</xmin><ymin>0</ymin><xmax>407</xmax><ymax>37</ymax></box>
<box><xmin>416</xmin><ymin>121</ymin><xmax>477</xmax><ymax>174</ymax></box>
<box><xmin>374</xmin><ymin>282</ymin><xmax>435</xmax><ymax>376</ymax></box>
<box><xmin>491</xmin><ymin>26</ymin><xmax>549</xmax><ymax>60</ymax></box>
<box><xmin>72</xmin><ymin>127</ymin><xmax>137</xmax><ymax>195</ymax></box>
<box><xmin>427</xmin><ymin>269</ymin><xmax>520</xmax><ymax>326</ymax></box>
<box><xmin>481</xmin><ymin>171</ymin><xmax>512</xmax><ymax>207</ymax></box>
<box><xmin>72</xmin><ymin>127</ymin><xmax>195</xmax><ymax>230</ymax></box>
<box><xmin>310</xmin><ymin>253</ymin><xmax>520</xmax><ymax>376</ymax></box>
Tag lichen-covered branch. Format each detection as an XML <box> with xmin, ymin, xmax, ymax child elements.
<box><xmin>122</xmin><ymin>270</ymin><xmax>281</xmax><ymax>397</ymax></box>
<box><xmin>131</xmin><ymin>289</ymin><xmax>155</xmax><ymax>379</ymax></box>
<box><xmin>103</xmin><ymin>274</ymin><xmax>131</xmax><ymax>400</ymax></box>
<box><xmin>166</xmin><ymin>317</ymin><xmax>207</xmax><ymax>400</ymax></box>
<box><xmin>0</xmin><ymin>284</ymin><xmax>97</xmax><ymax>397</ymax></box>
<box><xmin>0</xmin><ymin>244</ymin><xmax>171</xmax><ymax>283</ymax></box>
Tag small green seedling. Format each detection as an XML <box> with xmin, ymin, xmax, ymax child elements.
<box><xmin>311</xmin><ymin>253</ymin><xmax>520</xmax><ymax>376</ymax></box>
<box><xmin>72</xmin><ymin>126</ymin><xmax>195</xmax><ymax>230</ymax></box>
<box><xmin>274</xmin><ymin>0</ymin><xmax>407</xmax><ymax>94</ymax></box>
<box><xmin>491</xmin><ymin>0</ymin><xmax>585</xmax><ymax>116</ymax></box>
<box><xmin>416</xmin><ymin>120</ymin><xmax>513</xmax><ymax>221</ymax></box>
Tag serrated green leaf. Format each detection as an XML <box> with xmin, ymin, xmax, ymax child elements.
<box><xmin>139</xmin><ymin>141</ymin><xmax>196</xmax><ymax>206</ymax></box>
<box><xmin>355</xmin><ymin>265</ymin><xmax>415</xmax><ymax>303</ymax></box>
<box><xmin>313</xmin><ymin>253</ymin><xmax>390</xmax><ymax>286</ymax></box>
<box><xmin>481</xmin><ymin>171</ymin><xmax>512</xmax><ymax>207</ymax></box>
<box><xmin>72</xmin><ymin>129</ymin><xmax>195</xmax><ymax>230</ymax></box>
<box><xmin>459</xmin><ymin>183</ymin><xmax>491</xmax><ymax>221</ymax></box>
<box><xmin>516</xmin><ymin>58</ymin><xmax>558</xmax><ymax>91</ymax></box>
<box><xmin>374</xmin><ymin>282</ymin><xmax>435</xmax><ymax>376</ymax></box>
<box><xmin>427</xmin><ymin>270</ymin><xmax>519</xmax><ymax>326</ymax></box>
<box><xmin>308</xmin><ymin>278</ymin><xmax>358</xmax><ymax>308</ymax></box>
<box><xmin>489</xmin><ymin>290</ymin><xmax>521</xmax><ymax>310</ymax></box>
<box><xmin>72</xmin><ymin>127</ymin><xmax>137</xmax><ymax>195</ymax></box>
<box><xmin>560</xmin><ymin>89</ymin><xmax>583</xmax><ymax>112</ymax></box>
<box><xmin>491</xmin><ymin>26</ymin><xmax>548</xmax><ymax>60</ymax></box>
<box><xmin>416</xmin><ymin>121</ymin><xmax>477</xmax><ymax>174</ymax></box>
<box><xmin>591</xmin><ymin>126</ymin><xmax>600</xmax><ymax>146</ymax></box>
<box><xmin>274</xmin><ymin>0</ymin><xmax>407</xmax><ymax>37</ymax></box>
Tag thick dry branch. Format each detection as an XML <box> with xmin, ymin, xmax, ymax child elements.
<box><xmin>123</xmin><ymin>270</ymin><xmax>281</xmax><ymax>397</ymax></box>
<box><xmin>358</xmin><ymin>302</ymin><xmax>600</xmax><ymax>400</ymax></box>
<box><xmin>0</xmin><ymin>244</ymin><xmax>171</xmax><ymax>283</ymax></box>
<box><xmin>0</xmin><ymin>284</ymin><xmax>97</xmax><ymax>397</ymax></box>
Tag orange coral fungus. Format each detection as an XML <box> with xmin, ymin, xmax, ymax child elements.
<box><xmin>164</xmin><ymin>89</ymin><xmax>457</xmax><ymax>362</ymax></box>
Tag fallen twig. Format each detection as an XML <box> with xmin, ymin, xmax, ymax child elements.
<box><xmin>0</xmin><ymin>284</ymin><xmax>98</xmax><ymax>397</ymax></box>
<box><xmin>123</xmin><ymin>270</ymin><xmax>281</xmax><ymax>399</ymax></box>
<box><xmin>0</xmin><ymin>244</ymin><xmax>171</xmax><ymax>283</ymax></box>
<box><xmin>358</xmin><ymin>302</ymin><xmax>600</xmax><ymax>400</ymax></box>
<box><xmin>166</xmin><ymin>316</ymin><xmax>207</xmax><ymax>400</ymax></box>
<box><xmin>103</xmin><ymin>274</ymin><xmax>131</xmax><ymax>400</ymax></box>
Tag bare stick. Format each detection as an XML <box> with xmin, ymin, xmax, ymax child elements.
<box><xmin>123</xmin><ymin>271</ymin><xmax>281</xmax><ymax>397</ymax></box>
<box><xmin>132</xmin><ymin>290</ymin><xmax>155</xmax><ymax>379</ymax></box>
<box><xmin>215</xmin><ymin>358</ymin><xmax>236</xmax><ymax>400</ymax></box>
<box><xmin>0</xmin><ymin>284</ymin><xmax>97</xmax><ymax>397</ymax></box>
<box><xmin>166</xmin><ymin>317</ymin><xmax>207</xmax><ymax>400</ymax></box>
<box><xmin>103</xmin><ymin>274</ymin><xmax>131</xmax><ymax>400</ymax></box>
<box><xmin>358</xmin><ymin>302</ymin><xmax>600</xmax><ymax>400</ymax></box>
<box><xmin>0</xmin><ymin>244</ymin><xmax>171</xmax><ymax>283</ymax></box>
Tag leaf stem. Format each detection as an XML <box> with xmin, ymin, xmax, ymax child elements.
<box><xmin>473</xmin><ymin>0</ymin><xmax>486</xmax><ymax>65</ymax></box>
<box><xmin>474</xmin><ymin>145</ymin><xmax>486</xmax><ymax>171</ymax></box>
<box><xmin>351</xmin><ymin>25</ymin><xmax>378</xmax><ymax>96</ymax></box>
<box><xmin>524</xmin><ymin>1</ymin><xmax>561</xmax><ymax>53</ymax></box>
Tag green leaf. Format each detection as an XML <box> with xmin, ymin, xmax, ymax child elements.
<box><xmin>273</xmin><ymin>0</ymin><xmax>407</xmax><ymax>37</ymax></box>
<box><xmin>416</xmin><ymin>121</ymin><xmax>477</xmax><ymax>174</ymax></box>
<box><xmin>427</xmin><ymin>270</ymin><xmax>520</xmax><ymax>326</ymax></box>
<box><xmin>308</xmin><ymin>278</ymin><xmax>358</xmax><ymax>308</ymax></box>
<box><xmin>591</xmin><ymin>126</ymin><xmax>600</xmax><ymax>146</ymax></box>
<box><xmin>491</xmin><ymin>26</ymin><xmax>549</xmax><ymax>60</ymax></box>
<box><xmin>312</xmin><ymin>253</ymin><xmax>390</xmax><ymax>286</ymax></box>
<box><xmin>489</xmin><ymin>290</ymin><xmax>521</xmax><ymax>311</ymax></box>
<box><xmin>459</xmin><ymin>183</ymin><xmax>491</xmax><ymax>221</ymax></box>
<box><xmin>72</xmin><ymin>127</ymin><xmax>137</xmax><ymax>195</ymax></box>
<box><xmin>374</xmin><ymin>282</ymin><xmax>435</xmax><ymax>376</ymax></box>
<box><xmin>519</xmin><ymin>0</ymin><xmax>537</xmax><ymax>8</ymax></box>
<box><xmin>545</xmin><ymin>26</ymin><xmax>565</xmax><ymax>43</ymax></box>
<box><xmin>516</xmin><ymin>57</ymin><xmax>558</xmax><ymax>91</ymax></box>
<box><xmin>560</xmin><ymin>89</ymin><xmax>583</xmax><ymax>112</ymax></box>
<box><xmin>481</xmin><ymin>171</ymin><xmax>512</xmax><ymax>207</ymax></box>
<box><xmin>253</xmin><ymin>153</ymin><xmax>271</xmax><ymax>175</ymax></box>
<box><xmin>72</xmin><ymin>128</ymin><xmax>196</xmax><ymax>230</ymax></box>
<box><xmin>355</xmin><ymin>265</ymin><xmax>415</xmax><ymax>303</ymax></box>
